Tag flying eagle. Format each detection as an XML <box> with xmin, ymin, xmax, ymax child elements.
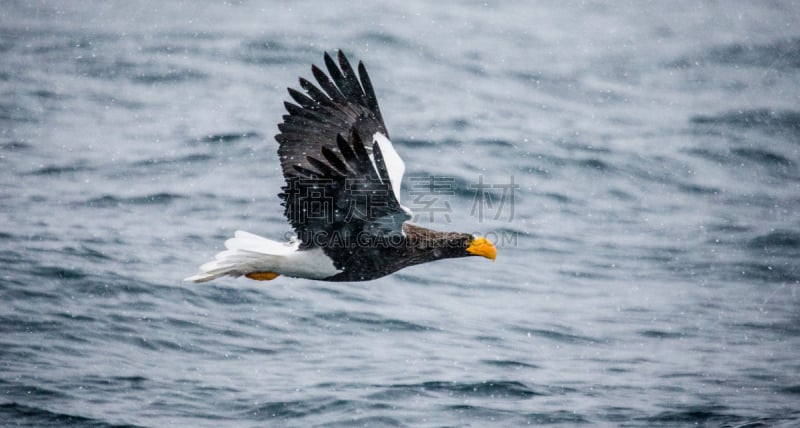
<box><xmin>186</xmin><ymin>50</ymin><xmax>496</xmax><ymax>283</ymax></box>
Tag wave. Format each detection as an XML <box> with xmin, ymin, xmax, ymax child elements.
<box><xmin>0</xmin><ymin>100</ymin><xmax>38</xmax><ymax>123</ymax></box>
<box><xmin>26</xmin><ymin>163</ymin><xmax>95</xmax><ymax>176</ymax></box>
<box><xmin>388</xmin><ymin>380</ymin><xmax>542</xmax><ymax>399</ymax></box>
<box><xmin>509</xmin><ymin>326</ymin><xmax>599</xmax><ymax>345</ymax></box>
<box><xmin>357</xmin><ymin>31</ymin><xmax>413</xmax><ymax>50</ymax></box>
<box><xmin>781</xmin><ymin>385</ymin><xmax>800</xmax><ymax>395</ymax></box>
<box><xmin>131</xmin><ymin>153</ymin><xmax>213</xmax><ymax>167</ymax></box>
<box><xmin>0</xmin><ymin>141</ymin><xmax>32</xmax><ymax>151</ymax></box>
<box><xmin>638</xmin><ymin>329</ymin><xmax>687</xmax><ymax>339</ymax></box>
<box><xmin>521</xmin><ymin>410</ymin><xmax>590</xmax><ymax>424</ymax></box>
<box><xmin>31</xmin><ymin>265</ymin><xmax>89</xmax><ymax>280</ymax></box>
<box><xmin>640</xmin><ymin>405</ymin><xmax>795</xmax><ymax>427</ymax></box>
<box><xmin>707</xmin><ymin>38</ymin><xmax>800</xmax><ymax>70</ymax></box>
<box><xmin>731</xmin><ymin>148</ymin><xmax>794</xmax><ymax>167</ymax></box>
<box><xmin>0</xmin><ymin>380</ymin><xmax>69</xmax><ymax>400</ymax></box>
<box><xmin>131</xmin><ymin>68</ymin><xmax>207</xmax><ymax>84</ymax></box>
<box><xmin>481</xmin><ymin>359</ymin><xmax>541</xmax><ymax>369</ymax></box>
<box><xmin>0</xmin><ymin>402</ymin><xmax>141</xmax><ymax>428</ymax></box>
<box><xmin>74</xmin><ymin>54</ymin><xmax>207</xmax><ymax>84</ymax></box>
<box><xmin>691</xmin><ymin>109</ymin><xmax>800</xmax><ymax>135</ymax></box>
<box><xmin>748</xmin><ymin>230</ymin><xmax>800</xmax><ymax>250</ymax></box>
<box><xmin>313</xmin><ymin>310</ymin><xmax>433</xmax><ymax>332</ymax></box>
<box><xmin>60</xmin><ymin>245</ymin><xmax>113</xmax><ymax>261</ymax></box>
<box><xmin>687</xmin><ymin>145</ymin><xmax>795</xmax><ymax>176</ymax></box>
<box><xmin>241</xmin><ymin>397</ymin><xmax>394</xmax><ymax>421</ymax></box>
<box><xmin>700</xmin><ymin>260</ymin><xmax>799</xmax><ymax>284</ymax></box>
<box><xmin>670</xmin><ymin>37</ymin><xmax>800</xmax><ymax>70</ymax></box>
<box><xmin>83</xmin><ymin>193</ymin><xmax>186</xmax><ymax>207</ymax></box>
<box><xmin>237</xmin><ymin>39</ymin><xmax>316</xmax><ymax>66</ymax></box>
<box><xmin>190</xmin><ymin>131</ymin><xmax>262</xmax><ymax>144</ymax></box>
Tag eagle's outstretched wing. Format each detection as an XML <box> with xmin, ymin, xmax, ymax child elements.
<box><xmin>275</xmin><ymin>51</ymin><xmax>410</xmax><ymax>249</ymax></box>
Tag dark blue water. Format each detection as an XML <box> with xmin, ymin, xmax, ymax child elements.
<box><xmin>2</xmin><ymin>1</ymin><xmax>799</xmax><ymax>426</ymax></box>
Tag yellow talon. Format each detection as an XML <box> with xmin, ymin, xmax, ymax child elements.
<box><xmin>245</xmin><ymin>271</ymin><xmax>280</xmax><ymax>281</ymax></box>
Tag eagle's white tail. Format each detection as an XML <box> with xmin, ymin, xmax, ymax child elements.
<box><xmin>184</xmin><ymin>231</ymin><xmax>298</xmax><ymax>283</ymax></box>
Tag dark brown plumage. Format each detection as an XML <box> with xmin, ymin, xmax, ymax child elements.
<box><xmin>186</xmin><ymin>50</ymin><xmax>495</xmax><ymax>283</ymax></box>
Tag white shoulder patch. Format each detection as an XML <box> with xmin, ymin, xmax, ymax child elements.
<box><xmin>372</xmin><ymin>132</ymin><xmax>406</xmax><ymax>202</ymax></box>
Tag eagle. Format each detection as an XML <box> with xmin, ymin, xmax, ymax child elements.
<box><xmin>186</xmin><ymin>50</ymin><xmax>496</xmax><ymax>283</ymax></box>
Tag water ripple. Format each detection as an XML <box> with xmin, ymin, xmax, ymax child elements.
<box><xmin>0</xmin><ymin>402</ymin><xmax>142</xmax><ymax>428</ymax></box>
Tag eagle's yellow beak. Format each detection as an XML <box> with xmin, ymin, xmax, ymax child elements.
<box><xmin>466</xmin><ymin>237</ymin><xmax>497</xmax><ymax>261</ymax></box>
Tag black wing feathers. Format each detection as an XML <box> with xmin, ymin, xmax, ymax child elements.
<box><xmin>336</xmin><ymin>133</ymin><xmax>360</xmax><ymax>172</ymax></box>
<box><xmin>327</xmin><ymin>52</ymin><xmax>367</xmax><ymax>107</ymax></box>
<box><xmin>275</xmin><ymin>50</ymin><xmax>405</xmax><ymax>248</ymax></box>
<box><xmin>306</xmin><ymin>155</ymin><xmax>338</xmax><ymax>177</ymax></box>
<box><xmin>321</xmin><ymin>146</ymin><xmax>348</xmax><ymax>175</ymax></box>
<box><xmin>292</xmin><ymin>164</ymin><xmax>322</xmax><ymax>178</ymax></box>
<box><xmin>311</xmin><ymin>64</ymin><xmax>348</xmax><ymax>105</ymax></box>
<box><xmin>357</xmin><ymin>61</ymin><xmax>384</xmax><ymax>127</ymax></box>
<box><xmin>283</xmin><ymin>130</ymin><xmax>408</xmax><ymax>248</ymax></box>
<box><xmin>287</xmin><ymin>88</ymin><xmax>316</xmax><ymax>110</ymax></box>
